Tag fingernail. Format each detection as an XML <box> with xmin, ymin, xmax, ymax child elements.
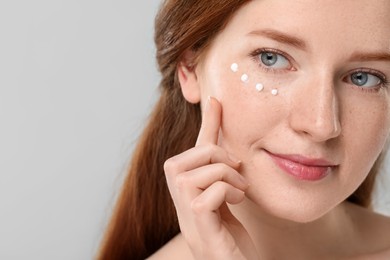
<box><xmin>228</xmin><ymin>153</ymin><xmax>241</xmax><ymax>164</ymax></box>
<box><xmin>204</xmin><ymin>96</ymin><xmax>212</xmax><ymax>112</ymax></box>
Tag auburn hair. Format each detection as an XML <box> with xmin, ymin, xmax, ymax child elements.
<box><xmin>97</xmin><ymin>0</ymin><xmax>386</xmax><ymax>259</ymax></box>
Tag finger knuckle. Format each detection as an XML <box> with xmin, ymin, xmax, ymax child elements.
<box><xmin>213</xmin><ymin>181</ymin><xmax>229</xmax><ymax>193</ymax></box>
<box><xmin>163</xmin><ymin>157</ymin><xmax>180</xmax><ymax>176</ymax></box>
<box><xmin>174</xmin><ymin>174</ymin><xmax>190</xmax><ymax>190</ymax></box>
<box><xmin>191</xmin><ymin>198</ymin><xmax>207</xmax><ymax>215</ymax></box>
<box><xmin>205</xmin><ymin>143</ymin><xmax>219</xmax><ymax>154</ymax></box>
<box><xmin>216</xmin><ymin>162</ymin><xmax>230</xmax><ymax>172</ymax></box>
<box><xmin>213</xmin><ymin>163</ymin><xmax>230</xmax><ymax>178</ymax></box>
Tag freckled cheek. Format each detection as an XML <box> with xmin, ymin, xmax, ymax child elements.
<box><xmin>217</xmin><ymin>88</ymin><xmax>288</xmax><ymax>153</ymax></box>
<box><xmin>349</xmin><ymin>99</ymin><xmax>390</xmax><ymax>147</ymax></box>
<box><xmin>209</xmin><ymin>62</ymin><xmax>292</xmax><ymax>149</ymax></box>
<box><xmin>341</xmin><ymin>102</ymin><xmax>390</xmax><ymax>178</ymax></box>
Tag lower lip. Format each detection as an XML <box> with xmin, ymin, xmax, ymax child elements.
<box><xmin>266</xmin><ymin>152</ymin><xmax>331</xmax><ymax>181</ymax></box>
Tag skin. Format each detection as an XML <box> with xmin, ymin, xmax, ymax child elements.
<box><xmin>150</xmin><ymin>0</ymin><xmax>390</xmax><ymax>259</ymax></box>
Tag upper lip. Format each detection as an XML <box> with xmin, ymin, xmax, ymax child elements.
<box><xmin>265</xmin><ymin>150</ymin><xmax>338</xmax><ymax>167</ymax></box>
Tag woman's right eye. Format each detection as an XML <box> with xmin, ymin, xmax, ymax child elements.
<box><xmin>251</xmin><ymin>48</ymin><xmax>294</xmax><ymax>72</ymax></box>
<box><xmin>259</xmin><ymin>52</ymin><xmax>290</xmax><ymax>69</ymax></box>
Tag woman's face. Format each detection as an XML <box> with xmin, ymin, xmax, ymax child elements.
<box><xmin>182</xmin><ymin>0</ymin><xmax>390</xmax><ymax>222</ymax></box>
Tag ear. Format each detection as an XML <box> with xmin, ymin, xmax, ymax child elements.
<box><xmin>177</xmin><ymin>50</ymin><xmax>201</xmax><ymax>104</ymax></box>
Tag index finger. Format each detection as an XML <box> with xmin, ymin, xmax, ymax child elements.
<box><xmin>196</xmin><ymin>96</ymin><xmax>222</xmax><ymax>146</ymax></box>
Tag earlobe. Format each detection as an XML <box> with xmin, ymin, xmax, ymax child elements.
<box><xmin>177</xmin><ymin>52</ymin><xmax>201</xmax><ymax>104</ymax></box>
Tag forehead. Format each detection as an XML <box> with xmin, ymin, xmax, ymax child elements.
<box><xmin>219</xmin><ymin>0</ymin><xmax>390</xmax><ymax>52</ymax></box>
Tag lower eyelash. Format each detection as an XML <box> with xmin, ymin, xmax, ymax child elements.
<box><xmin>351</xmin><ymin>69</ymin><xmax>389</xmax><ymax>92</ymax></box>
<box><xmin>380</xmin><ymin>78</ymin><xmax>390</xmax><ymax>88</ymax></box>
<box><xmin>380</xmin><ymin>81</ymin><xmax>390</xmax><ymax>90</ymax></box>
<box><xmin>250</xmin><ymin>56</ymin><xmax>288</xmax><ymax>75</ymax></box>
<box><xmin>257</xmin><ymin>65</ymin><xmax>280</xmax><ymax>74</ymax></box>
<box><xmin>249</xmin><ymin>48</ymin><xmax>293</xmax><ymax>74</ymax></box>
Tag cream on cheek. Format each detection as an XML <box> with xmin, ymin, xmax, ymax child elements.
<box><xmin>214</xmin><ymin>59</ymin><xmax>292</xmax><ymax>155</ymax></box>
<box><xmin>229</xmin><ymin>62</ymin><xmax>280</xmax><ymax>96</ymax></box>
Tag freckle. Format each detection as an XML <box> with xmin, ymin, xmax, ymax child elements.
<box><xmin>230</xmin><ymin>63</ymin><xmax>239</xmax><ymax>72</ymax></box>
<box><xmin>271</xmin><ymin>89</ymin><xmax>278</xmax><ymax>96</ymax></box>
<box><xmin>256</xmin><ymin>83</ymin><xmax>264</xmax><ymax>92</ymax></box>
<box><xmin>241</xmin><ymin>74</ymin><xmax>249</xmax><ymax>83</ymax></box>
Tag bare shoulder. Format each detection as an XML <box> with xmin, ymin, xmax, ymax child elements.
<box><xmin>147</xmin><ymin>233</ymin><xmax>193</xmax><ymax>260</ymax></box>
<box><xmin>344</xmin><ymin>202</ymin><xmax>390</xmax><ymax>258</ymax></box>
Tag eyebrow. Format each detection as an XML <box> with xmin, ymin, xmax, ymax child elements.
<box><xmin>247</xmin><ymin>29</ymin><xmax>308</xmax><ymax>51</ymax></box>
<box><xmin>348</xmin><ymin>52</ymin><xmax>390</xmax><ymax>63</ymax></box>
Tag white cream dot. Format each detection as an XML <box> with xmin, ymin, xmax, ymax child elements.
<box><xmin>256</xmin><ymin>83</ymin><xmax>264</xmax><ymax>92</ymax></box>
<box><xmin>271</xmin><ymin>89</ymin><xmax>278</xmax><ymax>96</ymax></box>
<box><xmin>230</xmin><ymin>63</ymin><xmax>239</xmax><ymax>72</ymax></box>
<box><xmin>241</xmin><ymin>74</ymin><xmax>249</xmax><ymax>83</ymax></box>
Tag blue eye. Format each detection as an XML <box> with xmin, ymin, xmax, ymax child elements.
<box><xmin>259</xmin><ymin>52</ymin><xmax>290</xmax><ymax>69</ymax></box>
<box><xmin>350</xmin><ymin>72</ymin><xmax>381</xmax><ymax>88</ymax></box>
<box><xmin>250</xmin><ymin>48</ymin><xmax>294</xmax><ymax>72</ymax></box>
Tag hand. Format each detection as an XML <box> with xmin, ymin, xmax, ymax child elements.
<box><xmin>164</xmin><ymin>97</ymin><xmax>259</xmax><ymax>259</ymax></box>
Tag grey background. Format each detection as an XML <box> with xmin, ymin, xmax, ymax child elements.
<box><xmin>0</xmin><ymin>1</ymin><xmax>388</xmax><ymax>259</ymax></box>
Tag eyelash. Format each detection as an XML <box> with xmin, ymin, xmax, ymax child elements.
<box><xmin>249</xmin><ymin>48</ymin><xmax>294</xmax><ymax>73</ymax></box>
<box><xmin>350</xmin><ymin>69</ymin><xmax>390</xmax><ymax>93</ymax></box>
<box><xmin>249</xmin><ymin>48</ymin><xmax>390</xmax><ymax>93</ymax></box>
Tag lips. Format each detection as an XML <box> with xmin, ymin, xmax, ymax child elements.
<box><xmin>265</xmin><ymin>150</ymin><xmax>337</xmax><ymax>181</ymax></box>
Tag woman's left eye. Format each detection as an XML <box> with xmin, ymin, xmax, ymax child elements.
<box><xmin>347</xmin><ymin>71</ymin><xmax>382</xmax><ymax>88</ymax></box>
<box><xmin>259</xmin><ymin>51</ymin><xmax>290</xmax><ymax>69</ymax></box>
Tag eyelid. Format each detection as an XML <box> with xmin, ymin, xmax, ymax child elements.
<box><xmin>250</xmin><ymin>47</ymin><xmax>297</xmax><ymax>72</ymax></box>
<box><xmin>347</xmin><ymin>68</ymin><xmax>387</xmax><ymax>82</ymax></box>
<box><xmin>343</xmin><ymin>68</ymin><xmax>388</xmax><ymax>88</ymax></box>
<box><xmin>249</xmin><ymin>49</ymin><xmax>389</xmax><ymax>91</ymax></box>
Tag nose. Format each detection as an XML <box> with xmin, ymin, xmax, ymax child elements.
<box><xmin>288</xmin><ymin>76</ymin><xmax>341</xmax><ymax>142</ymax></box>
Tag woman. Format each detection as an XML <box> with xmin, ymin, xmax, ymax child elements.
<box><xmin>98</xmin><ymin>0</ymin><xmax>390</xmax><ymax>259</ymax></box>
